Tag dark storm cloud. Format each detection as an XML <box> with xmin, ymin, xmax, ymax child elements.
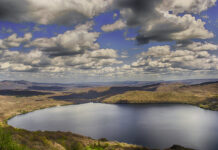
<box><xmin>0</xmin><ymin>0</ymin><xmax>30</xmax><ymax>22</ymax></box>
<box><xmin>115</xmin><ymin>0</ymin><xmax>162</xmax><ymax>26</ymax></box>
<box><xmin>110</xmin><ymin>0</ymin><xmax>215</xmax><ymax>44</ymax></box>
<box><xmin>0</xmin><ymin>0</ymin><xmax>113</xmax><ymax>25</ymax></box>
<box><xmin>42</xmin><ymin>46</ymin><xmax>85</xmax><ymax>57</ymax></box>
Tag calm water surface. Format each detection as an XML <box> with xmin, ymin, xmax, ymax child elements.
<box><xmin>8</xmin><ymin>103</ymin><xmax>218</xmax><ymax>150</ymax></box>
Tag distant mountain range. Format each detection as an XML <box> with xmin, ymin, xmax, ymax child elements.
<box><xmin>0</xmin><ymin>80</ymin><xmax>74</xmax><ymax>91</ymax></box>
<box><xmin>0</xmin><ymin>78</ymin><xmax>218</xmax><ymax>91</ymax></box>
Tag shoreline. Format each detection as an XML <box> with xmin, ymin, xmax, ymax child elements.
<box><xmin>1</xmin><ymin>94</ymin><xmax>215</xmax><ymax>150</ymax></box>
<box><xmin>0</xmin><ymin>98</ymin><xmax>150</xmax><ymax>150</ymax></box>
<box><xmin>6</xmin><ymin>101</ymin><xmax>218</xmax><ymax>125</ymax></box>
<box><xmin>4</xmin><ymin>103</ymin><xmax>74</xmax><ymax>126</ymax></box>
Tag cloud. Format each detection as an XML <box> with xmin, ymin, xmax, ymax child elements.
<box><xmin>125</xmin><ymin>37</ymin><xmax>135</xmax><ymax>41</ymax></box>
<box><xmin>61</xmin><ymin>49</ymin><xmax>121</xmax><ymax>70</ymax></box>
<box><xmin>26</xmin><ymin>22</ymin><xmax>100</xmax><ymax>57</ymax></box>
<box><xmin>176</xmin><ymin>41</ymin><xmax>218</xmax><ymax>51</ymax></box>
<box><xmin>161</xmin><ymin>0</ymin><xmax>216</xmax><ymax>14</ymax></box>
<box><xmin>121</xmin><ymin>51</ymin><xmax>128</xmax><ymax>58</ymax></box>
<box><xmin>140</xmin><ymin>45</ymin><xmax>171</xmax><ymax>58</ymax></box>
<box><xmin>108</xmin><ymin>0</ymin><xmax>216</xmax><ymax>43</ymax></box>
<box><xmin>136</xmin><ymin>14</ymin><xmax>213</xmax><ymax>43</ymax></box>
<box><xmin>0</xmin><ymin>33</ymin><xmax>32</xmax><ymax>49</ymax></box>
<box><xmin>131</xmin><ymin>44</ymin><xmax>218</xmax><ymax>73</ymax></box>
<box><xmin>0</xmin><ymin>0</ymin><xmax>217</xmax><ymax>81</ymax></box>
<box><xmin>1</xmin><ymin>0</ymin><xmax>215</xmax><ymax>44</ymax></box>
<box><xmin>0</xmin><ymin>0</ymin><xmax>113</xmax><ymax>25</ymax></box>
<box><xmin>0</xmin><ymin>22</ymin><xmax>122</xmax><ymax>73</ymax></box>
<box><xmin>89</xmin><ymin>49</ymin><xmax>118</xmax><ymax>59</ymax></box>
<box><xmin>0</xmin><ymin>49</ymin><xmax>50</xmax><ymax>72</ymax></box>
<box><xmin>101</xmin><ymin>19</ymin><xmax>126</xmax><ymax>32</ymax></box>
<box><xmin>0</xmin><ymin>48</ymin><xmax>122</xmax><ymax>73</ymax></box>
<box><xmin>202</xmin><ymin>15</ymin><xmax>209</xmax><ymax>19</ymax></box>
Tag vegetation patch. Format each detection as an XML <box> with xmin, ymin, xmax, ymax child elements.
<box><xmin>0</xmin><ymin>126</ymin><xmax>29</xmax><ymax>150</ymax></box>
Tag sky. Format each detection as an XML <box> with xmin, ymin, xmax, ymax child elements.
<box><xmin>0</xmin><ymin>0</ymin><xmax>218</xmax><ymax>83</ymax></box>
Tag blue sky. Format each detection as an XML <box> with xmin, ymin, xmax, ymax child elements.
<box><xmin>0</xmin><ymin>0</ymin><xmax>218</xmax><ymax>83</ymax></box>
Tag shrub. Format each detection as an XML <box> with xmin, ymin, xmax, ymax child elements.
<box><xmin>0</xmin><ymin>127</ymin><xmax>28</xmax><ymax>150</ymax></box>
<box><xmin>71</xmin><ymin>141</ymin><xmax>85</xmax><ymax>150</ymax></box>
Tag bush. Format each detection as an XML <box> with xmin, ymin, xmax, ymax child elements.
<box><xmin>71</xmin><ymin>141</ymin><xmax>85</xmax><ymax>150</ymax></box>
<box><xmin>0</xmin><ymin>127</ymin><xmax>28</xmax><ymax>150</ymax></box>
<box><xmin>98</xmin><ymin>138</ymin><xmax>108</xmax><ymax>142</ymax></box>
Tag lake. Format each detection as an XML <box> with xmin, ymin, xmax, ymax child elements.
<box><xmin>8</xmin><ymin>103</ymin><xmax>218</xmax><ymax>150</ymax></box>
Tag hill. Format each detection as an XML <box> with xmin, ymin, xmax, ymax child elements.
<box><xmin>102</xmin><ymin>82</ymin><xmax>218</xmax><ymax>110</ymax></box>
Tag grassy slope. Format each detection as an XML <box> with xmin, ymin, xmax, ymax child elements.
<box><xmin>0</xmin><ymin>95</ymin><xmax>71</xmax><ymax>123</ymax></box>
<box><xmin>0</xmin><ymin>127</ymin><xmax>29</xmax><ymax>150</ymax></box>
<box><xmin>0</xmin><ymin>126</ymin><xmax>151</xmax><ymax>150</ymax></box>
<box><xmin>103</xmin><ymin>82</ymin><xmax>218</xmax><ymax>110</ymax></box>
<box><xmin>104</xmin><ymin>90</ymin><xmax>201</xmax><ymax>104</ymax></box>
<box><xmin>0</xmin><ymin>125</ymin><xmax>194</xmax><ymax>150</ymax></box>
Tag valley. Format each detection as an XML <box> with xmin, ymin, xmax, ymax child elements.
<box><xmin>0</xmin><ymin>80</ymin><xmax>218</xmax><ymax>150</ymax></box>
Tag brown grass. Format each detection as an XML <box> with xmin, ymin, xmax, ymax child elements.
<box><xmin>103</xmin><ymin>82</ymin><xmax>218</xmax><ymax>110</ymax></box>
<box><xmin>0</xmin><ymin>95</ymin><xmax>72</xmax><ymax>123</ymax></box>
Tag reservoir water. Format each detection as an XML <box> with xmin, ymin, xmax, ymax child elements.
<box><xmin>8</xmin><ymin>103</ymin><xmax>218</xmax><ymax>150</ymax></box>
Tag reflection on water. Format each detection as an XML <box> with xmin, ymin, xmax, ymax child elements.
<box><xmin>8</xmin><ymin>103</ymin><xmax>218</xmax><ymax>150</ymax></box>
